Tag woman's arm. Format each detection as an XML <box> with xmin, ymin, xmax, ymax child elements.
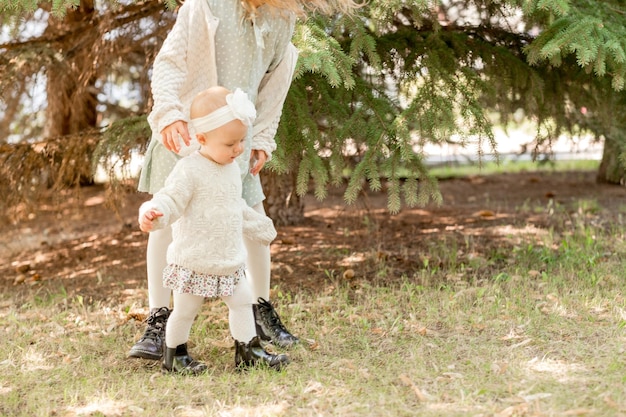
<box><xmin>251</xmin><ymin>42</ymin><xmax>299</xmax><ymax>162</ymax></box>
<box><xmin>147</xmin><ymin>1</ymin><xmax>194</xmax><ymax>149</ymax></box>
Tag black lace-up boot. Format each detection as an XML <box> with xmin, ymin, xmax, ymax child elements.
<box><xmin>234</xmin><ymin>336</ymin><xmax>290</xmax><ymax>371</ymax></box>
<box><xmin>128</xmin><ymin>307</ymin><xmax>171</xmax><ymax>360</ymax></box>
<box><xmin>162</xmin><ymin>343</ymin><xmax>208</xmax><ymax>375</ymax></box>
<box><xmin>253</xmin><ymin>297</ymin><xmax>299</xmax><ymax>348</ymax></box>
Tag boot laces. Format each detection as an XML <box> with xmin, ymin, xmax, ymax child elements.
<box><xmin>258</xmin><ymin>298</ymin><xmax>289</xmax><ymax>333</ymax></box>
<box><xmin>140</xmin><ymin>307</ymin><xmax>169</xmax><ymax>341</ymax></box>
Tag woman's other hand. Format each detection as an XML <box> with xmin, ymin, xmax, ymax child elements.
<box><xmin>249</xmin><ymin>149</ymin><xmax>268</xmax><ymax>176</ymax></box>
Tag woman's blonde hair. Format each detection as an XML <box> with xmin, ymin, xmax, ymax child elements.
<box><xmin>241</xmin><ymin>0</ymin><xmax>363</xmax><ymax>18</ymax></box>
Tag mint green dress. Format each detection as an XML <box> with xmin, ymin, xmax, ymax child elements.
<box><xmin>139</xmin><ymin>0</ymin><xmax>295</xmax><ymax>207</ymax></box>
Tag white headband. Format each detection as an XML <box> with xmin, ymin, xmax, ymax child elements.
<box><xmin>191</xmin><ymin>88</ymin><xmax>256</xmax><ymax>133</ymax></box>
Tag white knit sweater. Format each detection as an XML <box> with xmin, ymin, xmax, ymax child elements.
<box><xmin>139</xmin><ymin>152</ymin><xmax>277</xmax><ymax>276</ymax></box>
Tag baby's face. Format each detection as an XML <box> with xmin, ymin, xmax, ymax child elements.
<box><xmin>200</xmin><ymin>120</ymin><xmax>247</xmax><ymax>165</ymax></box>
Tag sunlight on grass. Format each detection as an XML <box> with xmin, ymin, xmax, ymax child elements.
<box><xmin>21</xmin><ymin>349</ymin><xmax>54</xmax><ymax>372</ymax></box>
<box><xmin>65</xmin><ymin>398</ymin><xmax>135</xmax><ymax>416</ymax></box>
<box><xmin>525</xmin><ymin>357</ymin><xmax>587</xmax><ymax>381</ymax></box>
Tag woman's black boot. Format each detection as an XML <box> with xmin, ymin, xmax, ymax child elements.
<box><xmin>128</xmin><ymin>307</ymin><xmax>171</xmax><ymax>360</ymax></box>
<box><xmin>162</xmin><ymin>344</ymin><xmax>207</xmax><ymax>375</ymax></box>
<box><xmin>253</xmin><ymin>297</ymin><xmax>299</xmax><ymax>348</ymax></box>
<box><xmin>234</xmin><ymin>336</ymin><xmax>290</xmax><ymax>371</ymax></box>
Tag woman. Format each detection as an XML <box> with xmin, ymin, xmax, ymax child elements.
<box><xmin>129</xmin><ymin>0</ymin><xmax>360</xmax><ymax>360</ymax></box>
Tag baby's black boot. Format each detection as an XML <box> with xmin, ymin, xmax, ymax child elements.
<box><xmin>162</xmin><ymin>343</ymin><xmax>207</xmax><ymax>375</ymax></box>
<box><xmin>234</xmin><ymin>336</ymin><xmax>290</xmax><ymax>371</ymax></box>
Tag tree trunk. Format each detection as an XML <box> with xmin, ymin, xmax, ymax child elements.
<box><xmin>596</xmin><ymin>134</ymin><xmax>626</xmax><ymax>185</ymax></box>
<box><xmin>261</xmin><ymin>169</ymin><xmax>305</xmax><ymax>226</ymax></box>
<box><xmin>43</xmin><ymin>0</ymin><xmax>98</xmax><ymax>186</ymax></box>
<box><xmin>44</xmin><ymin>0</ymin><xmax>98</xmax><ymax>138</ymax></box>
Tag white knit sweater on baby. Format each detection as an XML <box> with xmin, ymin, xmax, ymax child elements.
<box><xmin>138</xmin><ymin>152</ymin><xmax>277</xmax><ymax>276</ymax></box>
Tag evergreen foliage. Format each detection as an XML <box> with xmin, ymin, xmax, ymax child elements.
<box><xmin>91</xmin><ymin>114</ymin><xmax>152</xmax><ymax>206</ymax></box>
<box><xmin>1</xmin><ymin>0</ymin><xmax>625</xmax><ymax>218</ymax></box>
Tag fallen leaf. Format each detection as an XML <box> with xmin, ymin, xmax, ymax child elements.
<box><xmin>509</xmin><ymin>338</ymin><xmax>533</xmax><ymax>349</ymax></box>
<box><xmin>495</xmin><ymin>403</ymin><xmax>529</xmax><ymax>417</ymax></box>
<box><xmin>399</xmin><ymin>374</ymin><xmax>430</xmax><ymax>402</ymax></box>
<box><xmin>303</xmin><ymin>380</ymin><xmax>324</xmax><ymax>394</ymax></box>
<box><xmin>441</xmin><ymin>372</ymin><xmax>464</xmax><ymax>379</ymax></box>
<box><xmin>305</xmin><ymin>338</ymin><xmax>319</xmax><ymax>350</ymax></box>
<box><xmin>521</xmin><ymin>392</ymin><xmax>552</xmax><ymax>402</ymax></box>
<box><xmin>476</xmin><ymin>209</ymin><xmax>495</xmax><ymax>217</ymax></box>
<box><xmin>126</xmin><ymin>312</ymin><xmax>147</xmax><ymax>322</ymax></box>
<box><xmin>561</xmin><ymin>409</ymin><xmax>597</xmax><ymax>416</ymax></box>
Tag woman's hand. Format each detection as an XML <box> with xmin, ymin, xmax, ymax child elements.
<box><xmin>139</xmin><ymin>209</ymin><xmax>163</xmax><ymax>232</ymax></box>
<box><xmin>249</xmin><ymin>149</ymin><xmax>268</xmax><ymax>176</ymax></box>
<box><xmin>161</xmin><ymin>121</ymin><xmax>191</xmax><ymax>153</ymax></box>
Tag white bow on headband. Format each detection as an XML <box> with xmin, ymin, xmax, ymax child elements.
<box><xmin>191</xmin><ymin>88</ymin><xmax>256</xmax><ymax>133</ymax></box>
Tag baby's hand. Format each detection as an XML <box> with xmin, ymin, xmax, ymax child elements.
<box><xmin>139</xmin><ymin>209</ymin><xmax>163</xmax><ymax>232</ymax></box>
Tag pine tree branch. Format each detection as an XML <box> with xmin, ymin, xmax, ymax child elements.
<box><xmin>0</xmin><ymin>0</ymin><xmax>165</xmax><ymax>51</ymax></box>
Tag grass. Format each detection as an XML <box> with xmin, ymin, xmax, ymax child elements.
<box><xmin>2</xmin><ymin>205</ymin><xmax>625</xmax><ymax>417</ymax></box>
<box><xmin>2</xmin><ymin>163</ymin><xmax>626</xmax><ymax>416</ymax></box>
<box><xmin>428</xmin><ymin>158</ymin><xmax>600</xmax><ymax>179</ymax></box>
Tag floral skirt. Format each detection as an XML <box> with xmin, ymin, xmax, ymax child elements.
<box><xmin>163</xmin><ymin>264</ymin><xmax>244</xmax><ymax>298</ymax></box>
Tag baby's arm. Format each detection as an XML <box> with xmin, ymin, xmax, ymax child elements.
<box><xmin>241</xmin><ymin>200</ymin><xmax>277</xmax><ymax>245</ymax></box>
<box><xmin>137</xmin><ymin>162</ymin><xmax>194</xmax><ymax>232</ymax></box>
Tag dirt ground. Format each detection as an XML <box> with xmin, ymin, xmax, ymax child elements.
<box><xmin>1</xmin><ymin>170</ymin><xmax>624</xmax><ymax>304</ymax></box>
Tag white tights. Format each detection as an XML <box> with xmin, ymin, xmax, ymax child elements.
<box><xmin>165</xmin><ymin>280</ymin><xmax>256</xmax><ymax>348</ymax></box>
<box><xmin>146</xmin><ymin>227</ymin><xmax>172</xmax><ymax>309</ymax></box>
<box><xmin>243</xmin><ymin>204</ymin><xmax>271</xmax><ymax>300</ymax></box>
<box><xmin>144</xmin><ymin>202</ymin><xmax>271</xmax><ymax>335</ymax></box>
